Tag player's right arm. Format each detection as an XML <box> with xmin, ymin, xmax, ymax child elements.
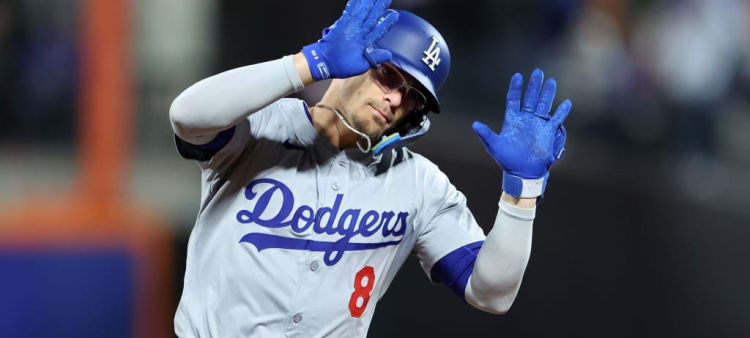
<box><xmin>169</xmin><ymin>55</ymin><xmax>308</xmax><ymax>145</ymax></box>
<box><xmin>169</xmin><ymin>0</ymin><xmax>399</xmax><ymax>146</ymax></box>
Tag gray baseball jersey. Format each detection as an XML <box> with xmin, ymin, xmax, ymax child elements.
<box><xmin>174</xmin><ymin>98</ymin><xmax>486</xmax><ymax>337</ymax></box>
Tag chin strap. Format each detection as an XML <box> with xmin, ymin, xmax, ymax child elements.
<box><xmin>314</xmin><ymin>104</ymin><xmax>372</xmax><ymax>153</ymax></box>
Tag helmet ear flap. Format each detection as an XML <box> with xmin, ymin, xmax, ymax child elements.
<box><xmin>373</xmin><ymin>113</ymin><xmax>430</xmax><ymax>155</ymax></box>
<box><xmin>384</xmin><ymin>111</ymin><xmax>426</xmax><ymax>137</ymax></box>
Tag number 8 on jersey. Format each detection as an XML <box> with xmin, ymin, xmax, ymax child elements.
<box><xmin>349</xmin><ymin>266</ymin><xmax>375</xmax><ymax>318</ymax></box>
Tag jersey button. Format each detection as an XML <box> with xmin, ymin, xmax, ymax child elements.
<box><xmin>293</xmin><ymin>314</ymin><xmax>302</xmax><ymax>323</ymax></box>
<box><xmin>310</xmin><ymin>261</ymin><xmax>319</xmax><ymax>271</ymax></box>
<box><xmin>332</xmin><ymin>182</ymin><xmax>340</xmax><ymax>190</ymax></box>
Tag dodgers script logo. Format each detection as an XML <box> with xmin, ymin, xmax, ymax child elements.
<box><xmin>236</xmin><ymin>178</ymin><xmax>408</xmax><ymax>266</ymax></box>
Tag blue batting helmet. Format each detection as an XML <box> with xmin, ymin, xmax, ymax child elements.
<box><xmin>375</xmin><ymin>9</ymin><xmax>451</xmax><ymax>114</ymax></box>
<box><xmin>371</xmin><ymin>10</ymin><xmax>450</xmax><ymax>155</ymax></box>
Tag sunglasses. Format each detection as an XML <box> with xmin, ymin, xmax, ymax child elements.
<box><xmin>369</xmin><ymin>63</ymin><xmax>428</xmax><ymax>112</ymax></box>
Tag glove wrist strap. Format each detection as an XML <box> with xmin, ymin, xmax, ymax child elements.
<box><xmin>502</xmin><ymin>172</ymin><xmax>546</xmax><ymax>198</ymax></box>
<box><xmin>302</xmin><ymin>44</ymin><xmax>331</xmax><ymax>81</ymax></box>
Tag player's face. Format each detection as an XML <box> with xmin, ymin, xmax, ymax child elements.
<box><xmin>339</xmin><ymin>64</ymin><xmax>427</xmax><ymax>139</ymax></box>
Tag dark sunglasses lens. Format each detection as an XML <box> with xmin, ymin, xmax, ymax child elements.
<box><xmin>376</xmin><ymin>66</ymin><xmax>404</xmax><ymax>90</ymax></box>
<box><xmin>405</xmin><ymin>90</ymin><xmax>427</xmax><ymax>111</ymax></box>
<box><xmin>375</xmin><ymin>65</ymin><xmax>428</xmax><ymax>111</ymax></box>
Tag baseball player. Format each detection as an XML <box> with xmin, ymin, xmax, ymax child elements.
<box><xmin>169</xmin><ymin>0</ymin><xmax>571</xmax><ymax>337</ymax></box>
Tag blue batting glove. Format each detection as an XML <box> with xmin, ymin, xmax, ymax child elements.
<box><xmin>472</xmin><ymin>69</ymin><xmax>572</xmax><ymax>198</ymax></box>
<box><xmin>302</xmin><ymin>0</ymin><xmax>399</xmax><ymax>81</ymax></box>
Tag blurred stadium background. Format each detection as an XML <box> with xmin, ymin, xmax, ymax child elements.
<box><xmin>1</xmin><ymin>0</ymin><xmax>749</xmax><ymax>337</ymax></box>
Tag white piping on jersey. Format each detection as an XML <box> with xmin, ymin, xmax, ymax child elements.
<box><xmin>314</xmin><ymin>103</ymin><xmax>372</xmax><ymax>153</ymax></box>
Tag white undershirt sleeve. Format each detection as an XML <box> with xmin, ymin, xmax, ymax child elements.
<box><xmin>464</xmin><ymin>199</ymin><xmax>535</xmax><ymax>314</ymax></box>
<box><xmin>169</xmin><ymin>55</ymin><xmax>304</xmax><ymax>145</ymax></box>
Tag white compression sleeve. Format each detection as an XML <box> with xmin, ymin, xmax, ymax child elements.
<box><xmin>464</xmin><ymin>199</ymin><xmax>535</xmax><ymax>314</ymax></box>
<box><xmin>169</xmin><ymin>55</ymin><xmax>305</xmax><ymax>144</ymax></box>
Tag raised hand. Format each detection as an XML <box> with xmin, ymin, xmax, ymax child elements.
<box><xmin>472</xmin><ymin>69</ymin><xmax>572</xmax><ymax>199</ymax></box>
<box><xmin>302</xmin><ymin>0</ymin><xmax>400</xmax><ymax>81</ymax></box>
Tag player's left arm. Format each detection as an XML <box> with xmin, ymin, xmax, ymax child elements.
<box><xmin>464</xmin><ymin>68</ymin><xmax>571</xmax><ymax>314</ymax></box>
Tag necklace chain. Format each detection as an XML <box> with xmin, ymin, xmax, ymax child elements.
<box><xmin>314</xmin><ymin>104</ymin><xmax>372</xmax><ymax>153</ymax></box>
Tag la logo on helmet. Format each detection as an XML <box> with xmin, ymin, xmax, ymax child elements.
<box><xmin>421</xmin><ymin>36</ymin><xmax>442</xmax><ymax>72</ymax></box>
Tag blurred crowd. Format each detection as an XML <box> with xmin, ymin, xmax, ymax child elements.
<box><xmin>0</xmin><ymin>0</ymin><xmax>78</xmax><ymax>143</ymax></box>
<box><xmin>426</xmin><ymin>0</ymin><xmax>750</xmax><ymax>164</ymax></box>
